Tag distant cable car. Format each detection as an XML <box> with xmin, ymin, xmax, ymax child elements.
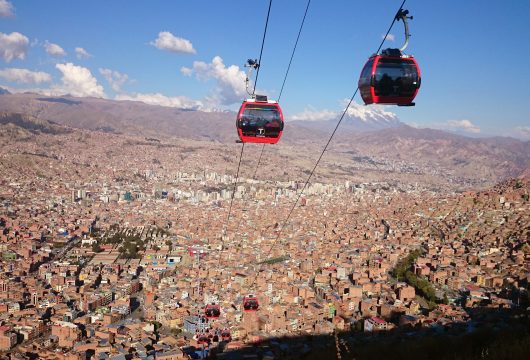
<box><xmin>196</xmin><ymin>334</ymin><xmax>209</xmax><ymax>345</ymax></box>
<box><xmin>243</xmin><ymin>294</ymin><xmax>259</xmax><ymax>312</ymax></box>
<box><xmin>221</xmin><ymin>329</ymin><xmax>231</xmax><ymax>341</ymax></box>
<box><xmin>358</xmin><ymin>9</ymin><xmax>421</xmax><ymax>106</ymax></box>
<box><xmin>204</xmin><ymin>304</ymin><xmax>220</xmax><ymax>319</ymax></box>
<box><xmin>188</xmin><ymin>245</ymin><xmax>207</xmax><ymax>259</ymax></box>
<box><xmin>236</xmin><ymin>95</ymin><xmax>284</xmax><ymax>144</ymax></box>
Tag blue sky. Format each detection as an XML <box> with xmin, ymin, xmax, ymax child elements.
<box><xmin>0</xmin><ymin>0</ymin><xmax>529</xmax><ymax>139</ymax></box>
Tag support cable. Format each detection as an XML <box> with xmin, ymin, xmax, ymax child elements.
<box><xmin>219</xmin><ymin>142</ymin><xmax>245</xmax><ymax>255</ymax></box>
<box><xmin>253</xmin><ymin>0</ymin><xmax>273</xmax><ymax>95</ymax></box>
<box><xmin>251</xmin><ymin>0</ymin><xmax>408</xmax><ymax>286</ymax></box>
<box><xmin>230</xmin><ymin>0</ymin><xmax>312</xmax><ymax>246</ymax></box>
<box><xmin>218</xmin><ymin>0</ymin><xmax>275</xmax><ymax>257</ymax></box>
<box><xmin>278</xmin><ymin>0</ymin><xmax>311</xmax><ymax>102</ymax></box>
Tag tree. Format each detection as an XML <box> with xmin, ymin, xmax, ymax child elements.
<box><xmin>152</xmin><ymin>321</ymin><xmax>162</xmax><ymax>332</ymax></box>
<box><xmin>443</xmin><ymin>293</ymin><xmax>449</xmax><ymax>305</ymax></box>
<box><xmin>165</xmin><ymin>240</ymin><xmax>173</xmax><ymax>251</ymax></box>
<box><xmin>392</xmin><ymin>249</ymin><xmax>437</xmax><ymax>306</ymax></box>
<box><xmin>170</xmin><ymin>328</ymin><xmax>182</xmax><ymax>336</ymax></box>
<box><xmin>92</xmin><ymin>242</ymin><xmax>103</xmax><ymax>253</ymax></box>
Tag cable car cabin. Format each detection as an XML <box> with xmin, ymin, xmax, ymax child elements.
<box><xmin>196</xmin><ymin>334</ymin><xmax>209</xmax><ymax>345</ymax></box>
<box><xmin>205</xmin><ymin>304</ymin><xmax>220</xmax><ymax>319</ymax></box>
<box><xmin>221</xmin><ymin>330</ymin><xmax>231</xmax><ymax>341</ymax></box>
<box><xmin>243</xmin><ymin>295</ymin><xmax>259</xmax><ymax>312</ymax></box>
<box><xmin>236</xmin><ymin>96</ymin><xmax>284</xmax><ymax>144</ymax></box>
<box><xmin>358</xmin><ymin>51</ymin><xmax>421</xmax><ymax>106</ymax></box>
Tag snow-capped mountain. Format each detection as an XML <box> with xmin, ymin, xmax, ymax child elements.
<box><xmin>289</xmin><ymin>101</ymin><xmax>401</xmax><ymax>132</ymax></box>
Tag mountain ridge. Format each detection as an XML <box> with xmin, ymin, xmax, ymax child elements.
<box><xmin>0</xmin><ymin>92</ymin><xmax>528</xmax><ymax>188</ymax></box>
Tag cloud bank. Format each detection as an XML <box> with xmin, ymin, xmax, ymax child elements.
<box><xmin>0</xmin><ymin>68</ymin><xmax>51</xmax><ymax>84</ymax></box>
<box><xmin>115</xmin><ymin>92</ymin><xmax>202</xmax><ymax>110</ymax></box>
<box><xmin>446</xmin><ymin>119</ymin><xmax>481</xmax><ymax>134</ymax></box>
<box><xmin>513</xmin><ymin>126</ymin><xmax>530</xmax><ymax>139</ymax></box>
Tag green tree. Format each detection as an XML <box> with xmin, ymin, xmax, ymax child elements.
<box><xmin>152</xmin><ymin>321</ymin><xmax>162</xmax><ymax>332</ymax></box>
<box><xmin>392</xmin><ymin>248</ymin><xmax>437</xmax><ymax>306</ymax></box>
<box><xmin>442</xmin><ymin>293</ymin><xmax>449</xmax><ymax>305</ymax></box>
<box><xmin>92</xmin><ymin>242</ymin><xmax>103</xmax><ymax>253</ymax></box>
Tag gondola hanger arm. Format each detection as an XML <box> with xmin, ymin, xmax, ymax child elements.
<box><xmin>396</xmin><ymin>8</ymin><xmax>412</xmax><ymax>52</ymax></box>
<box><xmin>245</xmin><ymin>59</ymin><xmax>260</xmax><ymax>97</ymax></box>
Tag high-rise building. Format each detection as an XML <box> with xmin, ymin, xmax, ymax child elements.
<box><xmin>183</xmin><ymin>315</ymin><xmax>209</xmax><ymax>333</ymax></box>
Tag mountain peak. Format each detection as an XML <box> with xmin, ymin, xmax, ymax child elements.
<box><xmin>344</xmin><ymin>102</ymin><xmax>400</xmax><ymax>127</ymax></box>
<box><xmin>289</xmin><ymin>102</ymin><xmax>400</xmax><ymax>132</ymax></box>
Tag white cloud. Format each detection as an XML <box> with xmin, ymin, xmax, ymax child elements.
<box><xmin>0</xmin><ymin>68</ymin><xmax>51</xmax><ymax>84</ymax></box>
<box><xmin>115</xmin><ymin>92</ymin><xmax>202</xmax><ymax>110</ymax></box>
<box><xmin>180</xmin><ymin>66</ymin><xmax>192</xmax><ymax>76</ymax></box>
<box><xmin>54</xmin><ymin>62</ymin><xmax>104</xmax><ymax>98</ymax></box>
<box><xmin>44</xmin><ymin>41</ymin><xmax>66</xmax><ymax>57</ymax></box>
<box><xmin>184</xmin><ymin>56</ymin><xmax>247</xmax><ymax>106</ymax></box>
<box><xmin>75</xmin><ymin>47</ymin><xmax>92</xmax><ymax>59</ymax></box>
<box><xmin>0</xmin><ymin>0</ymin><xmax>14</xmax><ymax>17</ymax></box>
<box><xmin>0</xmin><ymin>32</ymin><xmax>29</xmax><ymax>62</ymax></box>
<box><xmin>514</xmin><ymin>126</ymin><xmax>530</xmax><ymax>139</ymax></box>
<box><xmin>151</xmin><ymin>31</ymin><xmax>196</xmax><ymax>54</ymax></box>
<box><xmin>446</xmin><ymin>119</ymin><xmax>480</xmax><ymax>134</ymax></box>
<box><xmin>99</xmin><ymin>68</ymin><xmax>129</xmax><ymax>92</ymax></box>
<box><xmin>382</xmin><ymin>33</ymin><xmax>395</xmax><ymax>42</ymax></box>
<box><xmin>290</xmin><ymin>108</ymin><xmax>338</xmax><ymax>121</ymax></box>
<box><xmin>404</xmin><ymin>121</ymin><xmax>422</xmax><ymax>129</ymax></box>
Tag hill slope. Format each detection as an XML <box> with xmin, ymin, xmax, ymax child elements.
<box><xmin>0</xmin><ymin>92</ymin><xmax>528</xmax><ymax>188</ymax></box>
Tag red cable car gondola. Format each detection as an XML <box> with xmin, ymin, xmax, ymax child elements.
<box><xmin>236</xmin><ymin>95</ymin><xmax>284</xmax><ymax>144</ymax></box>
<box><xmin>204</xmin><ymin>304</ymin><xmax>221</xmax><ymax>319</ymax></box>
<box><xmin>242</xmin><ymin>294</ymin><xmax>259</xmax><ymax>312</ymax></box>
<box><xmin>221</xmin><ymin>329</ymin><xmax>231</xmax><ymax>341</ymax></box>
<box><xmin>358</xmin><ymin>51</ymin><xmax>420</xmax><ymax>106</ymax></box>
<box><xmin>196</xmin><ymin>333</ymin><xmax>209</xmax><ymax>345</ymax></box>
<box><xmin>358</xmin><ymin>9</ymin><xmax>421</xmax><ymax>106</ymax></box>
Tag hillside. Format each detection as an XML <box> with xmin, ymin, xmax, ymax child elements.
<box><xmin>0</xmin><ymin>92</ymin><xmax>528</xmax><ymax>189</ymax></box>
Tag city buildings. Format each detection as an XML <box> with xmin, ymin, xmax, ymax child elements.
<box><xmin>0</xmin><ymin>126</ymin><xmax>528</xmax><ymax>358</ymax></box>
